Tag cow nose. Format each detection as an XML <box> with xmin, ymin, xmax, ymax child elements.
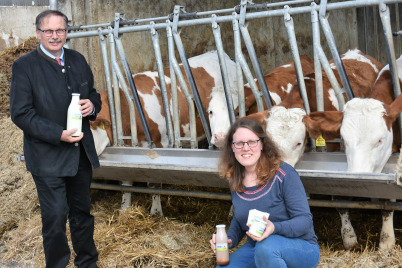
<box><xmin>213</xmin><ymin>132</ymin><xmax>226</xmax><ymax>148</ymax></box>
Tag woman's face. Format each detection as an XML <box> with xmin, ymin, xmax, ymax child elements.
<box><xmin>232</xmin><ymin>127</ymin><xmax>262</xmax><ymax>172</ymax></box>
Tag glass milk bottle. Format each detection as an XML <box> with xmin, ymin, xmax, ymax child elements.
<box><xmin>216</xmin><ymin>224</ymin><xmax>230</xmax><ymax>266</ymax></box>
<box><xmin>66</xmin><ymin>93</ymin><xmax>82</xmax><ymax>137</ymax></box>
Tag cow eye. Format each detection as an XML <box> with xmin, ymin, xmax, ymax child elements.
<box><xmin>376</xmin><ymin>138</ymin><xmax>383</xmax><ymax>147</ymax></box>
<box><xmin>208</xmin><ymin>110</ymin><xmax>213</xmax><ymax>115</ymax></box>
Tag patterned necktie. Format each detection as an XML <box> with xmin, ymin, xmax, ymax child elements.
<box><xmin>56</xmin><ymin>58</ymin><xmax>62</xmax><ymax>65</ymax></box>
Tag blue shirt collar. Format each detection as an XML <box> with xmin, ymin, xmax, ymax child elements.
<box><xmin>40</xmin><ymin>44</ymin><xmax>64</xmax><ymax>65</ymax></box>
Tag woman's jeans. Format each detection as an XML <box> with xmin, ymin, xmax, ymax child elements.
<box><xmin>217</xmin><ymin>235</ymin><xmax>320</xmax><ymax>268</ymax></box>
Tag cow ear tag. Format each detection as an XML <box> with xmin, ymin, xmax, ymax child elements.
<box><xmin>99</xmin><ymin>122</ymin><xmax>106</xmax><ymax>130</ymax></box>
<box><xmin>316</xmin><ymin>134</ymin><xmax>326</xmax><ymax>147</ymax></box>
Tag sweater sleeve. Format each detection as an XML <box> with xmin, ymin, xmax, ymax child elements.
<box><xmin>273</xmin><ymin>166</ymin><xmax>314</xmax><ymax>238</ymax></box>
<box><xmin>226</xmin><ymin>215</ymin><xmax>245</xmax><ymax>249</ymax></box>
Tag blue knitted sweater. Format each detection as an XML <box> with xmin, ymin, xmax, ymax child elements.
<box><xmin>227</xmin><ymin>162</ymin><xmax>318</xmax><ymax>248</ymax></box>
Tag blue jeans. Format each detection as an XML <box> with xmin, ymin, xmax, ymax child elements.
<box><xmin>217</xmin><ymin>235</ymin><xmax>320</xmax><ymax>268</ymax></box>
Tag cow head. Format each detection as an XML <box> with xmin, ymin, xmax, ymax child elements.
<box><xmin>208</xmin><ymin>86</ymin><xmax>239</xmax><ymax>148</ymax></box>
<box><xmin>265</xmin><ymin>106</ymin><xmax>308</xmax><ymax>166</ymax></box>
<box><xmin>341</xmin><ymin>98</ymin><xmax>399</xmax><ymax>173</ymax></box>
<box><xmin>305</xmin><ymin>95</ymin><xmax>402</xmax><ymax>173</ymax></box>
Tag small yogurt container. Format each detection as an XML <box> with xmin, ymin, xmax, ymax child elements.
<box><xmin>248</xmin><ymin>218</ymin><xmax>267</xmax><ymax>237</ymax></box>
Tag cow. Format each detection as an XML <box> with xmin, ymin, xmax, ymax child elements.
<box><xmin>90</xmin><ymin>50</ymin><xmax>239</xmax><ymax>155</ymax></box>
<box><xmin>245</xmin><ymin>49</ymin><xmax>383</xmax><ymax>166</ymax></box>
<box><xmin>211</xmin><ymin>55</ymin><xmax>314</xmax><ymax>148</ymax></box>
<box><xmin>303</xmin><ymin>55</ymin><xmax>402</xmax><ymax>249</ymax></box>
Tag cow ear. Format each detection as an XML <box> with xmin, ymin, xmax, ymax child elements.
<box><xmin>386</xmin><ymin>93</ymin><xmax>402</xmax><ymax>122</ymax></box>
<box><xmin>244</xmin><ymin>110</ymin><xmax>269</xmax><ymax>127</ymax></box>
<box><xmin>303</xmin><ymin>111</ymin><xmax>343</xmax><ymax>140</ymax></box>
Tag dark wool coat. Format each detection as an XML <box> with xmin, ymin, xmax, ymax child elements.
<box><xmin>10</xmin><ymin>47</ymin><xmax>101</xmax><ymax>177</ymax></box>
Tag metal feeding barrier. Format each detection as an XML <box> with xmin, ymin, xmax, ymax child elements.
<box><xmin>65</xmin><ymin>0</ymin><xmax>402</xmax><ymax>211</ymax></box>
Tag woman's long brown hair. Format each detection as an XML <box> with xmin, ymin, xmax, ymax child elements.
<box><xmin>218</xmin><ymin>118</ymin><xmax>282</xmax><ymax>192</ymax></box>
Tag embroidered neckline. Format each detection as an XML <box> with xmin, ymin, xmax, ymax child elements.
<box><xmin>236</xmin><ymin>168</ymin><xmax>286</xmax><ymax>201</ymax></box>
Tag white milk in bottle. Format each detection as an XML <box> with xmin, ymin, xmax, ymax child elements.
<box><xmin>216</xmin><ymin>224</ymin><xmax>229</xmax><ymax>266</ymax></box>
<box><xmin>67</xmin><ymin>93</ymin><xmax>82</xmax><ymax>137</ymax></box>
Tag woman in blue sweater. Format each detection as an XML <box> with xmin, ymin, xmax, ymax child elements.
<box><xmin>210</xmin><ymin>118</ymin><xmax>320</xmax><ymax>267</ymax></box>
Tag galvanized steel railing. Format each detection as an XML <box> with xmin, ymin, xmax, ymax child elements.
<box><xmin>66</xmin><ymin>0</ymin><xmax>402</xmax><ymax>150</ymax></box>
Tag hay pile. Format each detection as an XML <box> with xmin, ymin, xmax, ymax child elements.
<box><xmin>0</xmin><ymin>40</ymin><xmax>401</xmax><ymax>267</ymax></box>
<box><xmin>0</xmin><ymin>37</ymin><xmax>38</xmax><ymax>116</ymax></box>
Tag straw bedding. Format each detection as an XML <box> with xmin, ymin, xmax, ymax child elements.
<box><xmin>0</xmin><ymin>39</ymin><xmax>401</xmax><ymax>267</ymax></box>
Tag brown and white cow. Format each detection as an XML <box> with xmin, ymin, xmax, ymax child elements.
<box><xmin>304</xmin><ymin>55</ymin><xmax>402</xmax><ymax>249</ymax></box>
<box><xmin>246</xmin><ymin>49</ymin><xmax>383</xmax><ymax>166</ymax></box>
<box><xmin>90</xmin><ymin>50</ymin><xmax>239</xmax><ymax>155</ymax></box>
<box><xmin>211</xmin><ymin>55</ymin><xmax>314</xmax><ymax>147</ymax></box>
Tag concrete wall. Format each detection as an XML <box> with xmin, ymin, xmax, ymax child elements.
<box><xmin>66</xmin><ymin>0</ymin><xmax>359</xmax><ymax>93</ymax></box>
<box><xmin>0</xmin><ymin>1</ymin><xmax>371</xmax><ymax>94</ymax></box>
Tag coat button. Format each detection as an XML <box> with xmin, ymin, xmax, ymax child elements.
<box><xmin>74</xmin><ymin>142</ymin><xmax>79</xmax><ymax>147</ymax></box>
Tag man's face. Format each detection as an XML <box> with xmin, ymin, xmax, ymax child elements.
<box><xmin>36</xmin><ymin>14</ymin><xmax>67</xmax><ymax>57</ymax></box>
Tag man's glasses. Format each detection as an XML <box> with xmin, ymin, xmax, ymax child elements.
<box><xmin>232</xmin><ymin>139</ymin><xmax>260</xmax><ymax>149</ymax></box>
<box><xmin>38</xmin><ymin>29</ymin><xmax>67</xmax><ymax>37</ymax></box>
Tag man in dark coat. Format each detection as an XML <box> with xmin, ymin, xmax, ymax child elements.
<box><xmin>10</xmin><ymin>10</ymin><xmax>101</xmax><ymax>268</ymax></box>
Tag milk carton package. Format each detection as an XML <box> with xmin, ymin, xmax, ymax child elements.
<box><xmin>247</xmin><ymin>209</ymin><xmax>270</xmax><ymax>226</ymax></box>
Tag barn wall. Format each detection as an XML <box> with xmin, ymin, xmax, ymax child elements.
<box><xmin>67</xmin><ymin>0</ymin><xmax>359</xmax><ymax>93</ymax></box>
<box><xmin>1</xmin><ymin>1</ymin><xmax>400</xmax><ymax>94</ymax></box>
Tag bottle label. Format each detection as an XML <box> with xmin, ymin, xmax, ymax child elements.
<box><xmin>71</xmin><ymin>113</ymin><xmax>82</xmax><ymax>120</ymax></box>
<box><xmin>216</xmin><ymin>243</ymin><xmax>228</xmax><ymax>251</ymax></box>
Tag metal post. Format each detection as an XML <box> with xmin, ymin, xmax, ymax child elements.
<box><xmin>98</xmin><ymin>30</ymin><xmax>117</xmax><ymax>146</ymax></box>
<box><xmin>166</xmin><ymin>24</ymin><xmax>182</xmax><ymax>148</ymax></box>
<box><xmin>232</xmin><ymin>13</ymin><xmax>264</xmax><ymax>113</ymax></box>
<box><xmin>379</xmin><ymin>0</ymin><xmax>402</xmax><ymax>142</ymax></box>
<box><xmin>239</xmin><ymin>0</ymin><xmax>274</xmax><ymax>109</ymax></box>
<box><xmin>284</xmin><ymin>6</ymin><xmax>310</xmax><ymax>114</ymax></box>
<box><xmin>167</xmin><ymin>23</ymin><xmax>198</xmax><ymax>149</ymax></box>
<box><xmin>113</xmin><ymin>13</ymin><xmax>154</xmax><ymax>148</ymax></box>
<box><xmin>211</xmin><ymin>14</ymin><xmax>236</xmax><ymax>124</ymax></box>
<box><xmin>49</xmin><ymin>0</ymin><xmax>57</xmax><ymax>10</ymax></box>
<box><xmin>172</xmin><ymin>6</ymin><xmax>212</xmax><ymax>146</ymax></box>
<box><xmin>311</xmin><ymin>3</ymin><xmax>324</xmax><ymax>112</ymax></box>
<box><xmin>108</xmin><ymin>31</ymin><xmax>138</xmax><ymax>147</ymax></box>
<box><xmin>319</xmin><ymin>0</ymin><xmax>355</xmax><ymax>101</ymax></box>
<box><xmin>150</xmin><ymin>22</ymin><xmax>174</xmax><ymax>148</ymax></box>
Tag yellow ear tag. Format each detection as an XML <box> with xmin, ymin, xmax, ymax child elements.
<box><xmin>316</xmin><ymin>134</ymin><xmax>326</xmax><ymax>147</ymax></box>
<box><xmin>99</xmin><ymin>122</ymin><xmax>105</xmax><ymax>130</ymax></box>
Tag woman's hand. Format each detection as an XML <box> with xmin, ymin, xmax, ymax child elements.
<box><xmin>210</xmin><ymin>234</ymin><xmax>232</xmax><ymax>254</ymax></box>
<box><xmin>246</xmin><ymin>216</ymin><xmax>275</xmax><ymax>242</ymax></box>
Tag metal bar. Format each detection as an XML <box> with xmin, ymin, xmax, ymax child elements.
<box><xmin>319</xmin><ymin>0</ymin><xmax>355</xmax><ymax>100</ymax></box>
<box><xmin>308</xmin><ymin>199</ymin><xmax>402</xmax><ymax>210</ymax></box>
<box><xmin>211</xmin><ymin>14</ymin><xmax>236</xmax><ymax>124</ymax></box>
<box><xmin>91</xmin><ymin>182</ymin><xmax>232</xmax><ymax>201</ymax></box>
<box><xmin>166</xmin><ymin>25</ymin><xmax>181</xmax><ymax>148</ymax></box>
<box><xmin>99</xmin><ymin>30</ymin><xmax>117</xmax><ymax>146</ymax></box>
<box><xmin>232</xmin><ymin>13</ymin><xmax>264</xmax><ymax>112</ymax></box>
<box><xmin>66</xmin><ymin>0</ymin><xmax>402</xmax><ymax>39</ymax></box>
<box><xmin>90</xmin><ymin>182</ymin><xmax>402</xmax><ymax>211</ymax></box>
<box><xmin>108</xmin><ymin>31</ymin><xmax>138</xmax><ymax>146</ymax></box>
<box><xmin>172</xmin><ymin>6</ymin><xmax>212</xmax><ymax>146</ymax></box>
<box><xmin>284</xmin><ymin>6</ymin><xmax>310</xmax><ymax>114</ymax></box>
<box><xmin>150</xmin><ymin>22</ymin><xmax>174</xmax><ymax>148</ymax></box>
<box><xmin>239</xmin><ymin>0</ymin><xmax>274</xmax><ymax>109</ymax></box>
<box><xmin>393</xmin><ymin>30</ymin><xmax>402</xmax><ymax>35</ymax></box>
<box><xmin>167</xmin><ymin>23</ymin><xmax>198</xmax><ymax>148</ymax></box>
<box><xmin>379</xmin><ymin>1</ymin><xmax>402</xmax><ymax>143</ymax></box>
<box><xmin>113</xmin><ymin>16</ymin><xmax>154</xmax><ymax>148</ymax></box>
<box><xmin>311</xmin><ymin>4</ymin><xmax>324</xmax><ymax>112</ymax></box>
<box><xmin>317</xmin><ymin>46</ymin><xmax>346</xmax><ymax>110</ymax></box>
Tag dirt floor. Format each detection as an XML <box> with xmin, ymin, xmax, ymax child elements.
<box><xmin>0</xmin><ymin>39</ymin><xmax>401</xmax><ymax>267</ymax></box>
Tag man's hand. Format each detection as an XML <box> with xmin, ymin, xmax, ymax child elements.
<box><xmin>61</xmin><ymin>129</ymin><xmax>83</xmax><ymax>143</ymax></box>
<box><xmin>78</xmin><ymin>99</ymin><xmax>94</xmax><ymax>117</ymax></box>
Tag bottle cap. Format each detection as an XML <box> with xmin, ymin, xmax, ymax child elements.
<box><xmin>216</xmin><ymin>224</ymin><xmax>226</xmax><ymax>228</ymax></box>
